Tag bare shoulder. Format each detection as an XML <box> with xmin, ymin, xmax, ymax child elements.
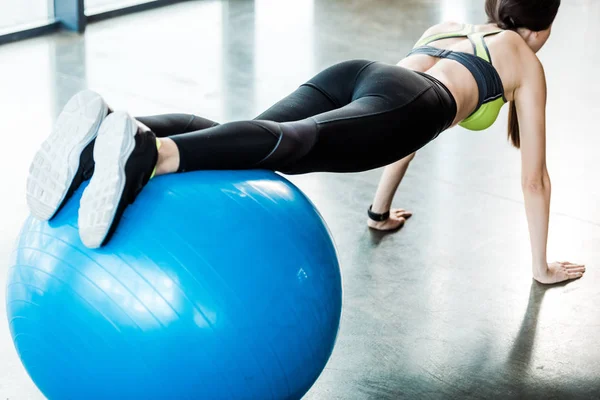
<box><xmin>494</xmin><ymin>30</ymin><xmax>546</xmax><ymax>94</ymax></box>
<box><xmin>507</xmin><ymin>32</ymin><xmax>545</xmax><ymax>87</ymax></box>
<box><xmin>499</xmin><ymin>30</ymin><xmax>542</xmax><ymax>67</ymax></box>
<box><xmin>498</xmin><ymin>29</ymin><xmax>528</xmax><ymax>53</ymax></box>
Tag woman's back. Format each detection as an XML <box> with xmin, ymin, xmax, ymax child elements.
<box><xmin>399</xmin><ymin>21</ymin><xmax>539</xmax><ymax>126</ymax></box>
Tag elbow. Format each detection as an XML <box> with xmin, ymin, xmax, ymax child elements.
<box><xmin>522</xmin><ymin>175</ymin><xmax>551</xmax><ymax>193</ymax></box>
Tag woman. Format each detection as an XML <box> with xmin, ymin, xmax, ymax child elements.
<box><xmin>26</xmin><ymin>0</ymin><xmax>584</xmax><ymax>284</ymax></box>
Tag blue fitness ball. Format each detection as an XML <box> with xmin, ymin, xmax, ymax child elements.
<box><xmin>6</xmin><ymin>170</ymin><xmax>342</xmax><ymax>400</ymax></box>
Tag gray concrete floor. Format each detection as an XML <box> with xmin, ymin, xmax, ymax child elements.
<box><xmin>1</xmin><ymin>0</ymin><xmax>599</xmax><ymax>398</ymax></box>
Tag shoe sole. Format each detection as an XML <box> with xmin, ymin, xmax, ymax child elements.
<box><xmin>79</xmin><ymin>112</ymin><xmax>136</xmax><ymax>249</ymax></box>
<box><xmin>26</xmin><ymin>90</ymin><xmax>108</xmax><ymax>220</ymax></box>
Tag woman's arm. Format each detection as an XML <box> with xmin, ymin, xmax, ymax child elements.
<box><xmin>366</xmin><ymin>24</ymin><xmax>454</xmax><ymax>231</ymax></box>
<box><xmin>516</xmin><ymin>56</ymin><xmax>585</xmax><ymax>284</ymax></box>
<box><xmin>368</xmin><ymin>153</ymin><xmax>415</xmax><ymax>231</ymax></box>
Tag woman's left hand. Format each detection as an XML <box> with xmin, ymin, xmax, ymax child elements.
<box><xmin>367</xmin><ymin>208</ymin><xmax>412</xmax><ymax>232</ymax></box>
<box><xmin>533</xmin><ymin>261</ymin><xmax>586</xmax><ymax>284</ymax></box>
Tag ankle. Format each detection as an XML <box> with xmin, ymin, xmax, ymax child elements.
<box><xmin>155</xmin><ymin>138</ymin><xmax>180</xmax><ymax>176</ymax></box>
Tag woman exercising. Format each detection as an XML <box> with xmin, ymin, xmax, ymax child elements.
<box><xmin>26</xmin><ymin>0</ymin><xmax>585</xmax><ymax>284</ymax></box>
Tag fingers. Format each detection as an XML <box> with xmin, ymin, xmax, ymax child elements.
<box><xmin>564</xmin><ymin>263</ymin><xmax>585</xmax><ymax>270</ymax></box>
<box><xmin>561</xmin><ymin>261</ymin><xmax>585</xmax><ymax>274</ymax></box>
<box><xmin>392</xmin><ymin>209</ymin><xmax>412</xmax><ymax>219</ymax></box>
<box><xmin>560</xmin><ymin>261</ymin><xmax>584</xmax><ymax>266</ymax></box>
<box><xmin>567</xmin><ymin>271</ymin><xmax>584</xmax><ymax>280</ymax></box>
<box><xmin>564</xmin><ymin>262</ymin><xmax>585</xmax><ymax>280</ymax></box>
<box><xmin>561</xmin><ymin>262</ymin><xmax>585</xmax><ymax>270</ymax></box>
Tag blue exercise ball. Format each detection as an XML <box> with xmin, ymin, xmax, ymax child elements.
<box><xmin>6</xmin><ymin>170</ymin><xmax>342</xmax><ymax>400</ymax></box>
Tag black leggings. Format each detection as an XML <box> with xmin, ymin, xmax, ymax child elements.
<box><xmin>136</xmin><ymin>60</ymin><xmax>457</xmax><ymax>175</ymax></box>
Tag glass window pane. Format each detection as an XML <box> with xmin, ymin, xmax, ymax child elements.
<box><xmin>85</xmin><ymin>0</ymin><xmax>158</xmax><ymax>15</ymax></box>
<box><xmin>0</xmin><ymin>1</ymin><xmax>54</xmax><ymax>34</ymax></box>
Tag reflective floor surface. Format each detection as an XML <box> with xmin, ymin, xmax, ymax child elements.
<box><xmin>1</xmin><ymin>0</ymin><xmax>599</xmax><ymax>398</ymax></box>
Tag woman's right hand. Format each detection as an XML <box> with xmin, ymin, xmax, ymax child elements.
<box><xmin>533</xmin><ymin>261</ymin><xmax>586</xmax><ymax>285</ymax></box>
<box><xmin>367</xmin><ymin>208</ymin><xmax>412</xmax><ymax>232</ymax></box>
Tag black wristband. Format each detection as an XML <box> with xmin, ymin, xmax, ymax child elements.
<box><xmin>368</xmin><ymin>205</ymin><xmax>390</xmax><ymax>222</ymax></box>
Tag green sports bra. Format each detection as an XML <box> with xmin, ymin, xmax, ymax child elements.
<box><xmin>409</xmin><ymin>24</ymin><xmax>507</xmax><ymax>131</ymax></box>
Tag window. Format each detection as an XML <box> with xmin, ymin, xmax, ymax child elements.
<box><xmin>85</xmin><ymin>0</ymin><xmax>158</xmax><ymax>15</ymax></box>
<box><xmin>0</xmin><ymin>1</ymin><xmax>54</xmax><ymax>35</ymax></box>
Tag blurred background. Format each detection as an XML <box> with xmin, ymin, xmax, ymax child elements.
<box><xmin>1</xmin><ymin>0</ymin><xmax>599</xmax><ymax>398</ymax></box>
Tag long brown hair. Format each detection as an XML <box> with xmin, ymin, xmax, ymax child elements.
<box><xmin>484</xmin><ymin>0</ymin><xmax>560</xmax><ymax>148</ymax></box>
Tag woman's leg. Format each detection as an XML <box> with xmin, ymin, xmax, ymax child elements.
<box><xmin>133</xmin><ymin>82</ymin><xmax>334</xmax><ymax>139</ymax></box>
<box><xmin>134</xmin><ymin>60</ymin><xmax>374</xmax><ymax>173</ymax></box>
<box><xmin>163</xmin><ymin>60</ymin><xmax>375</xmax><ymax>172</ymax></box>
<box><xmin>135</xmin><ymin>81</ymin><xmax>342</xmax><ymax>171</ymax></box>
<box><xmin>136</xmin><ymin>114</ymin><xmax>219</xmax><ymax>137</ymax></box>
<box><xmin>166</xmin><ymin>83</ymin><xmax>340</xmax><ymax>172</ymax></box>
<box><xmin>134</xmin><ymin>57</ymin><xmax>353</xmax><ymax>139</ymax></box>
<box><xmin>76</xmin><ymin>90</ymin><xmax>331</xmax><ymax>247</ymax></box>
<box><xmin>161</xmin><ymin>66</ymin><xmax>453</xmax><ymax>175</ymax></box>
<box><xmin>79</xmin><ymin>61</ymin><xmax>457</xmax><ymax>248</ymax></box>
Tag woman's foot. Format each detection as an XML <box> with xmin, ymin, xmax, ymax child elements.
<box><xmin>26</xmin><ymin>90</ymin><xmax>109</xmax><ymax>220</ymax></box>
<box><xmin>367</xmin><ymin>208</ymin><xmax>413</xmax><ymax>231</ymax></box>
<box><xmin>78</xmin><ymin>111</ymin><xmax>158</xmax><ymax>249</ymax></box>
